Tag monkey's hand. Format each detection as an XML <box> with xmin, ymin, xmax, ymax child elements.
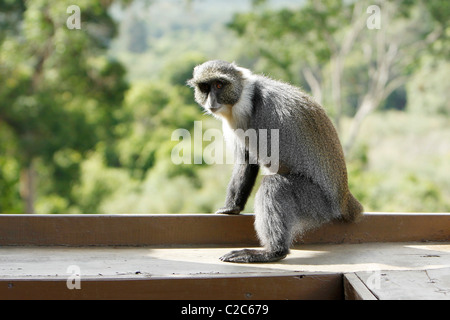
<box><xmin>215</xmin><ymin>206</ymin><xmax>242</xmax><ymax>215</ymax></box>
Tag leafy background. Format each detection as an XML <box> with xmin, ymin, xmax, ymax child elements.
<box><xmin>0</xmin><ymin>0</ymin><xmax>449</xmax><ymax>214</ymax></box>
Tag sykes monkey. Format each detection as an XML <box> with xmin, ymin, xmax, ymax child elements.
<box><xmin>188</xmin><ymin>60</ymin><xmax>363</xmax><ymax>263</ymax></box>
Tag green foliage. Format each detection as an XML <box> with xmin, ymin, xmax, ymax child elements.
<box><xmin>346</xmin><ymin>112</ymin><xmax>450</xmax><ymax>212</ymax></box>
<box><xmin>163</xmin><ymin>52</ymin><xmax>206</xmax><ymax>87</ymax></box>
<box><xmin>1</xmin><ymin>0</ymin><xmax>449</xmax><ymax>214</ymax></box>
<box><xmin>0</xmin><ymin>164</ymin><xmax>21</xmax><ymax>212</ymax></box>
<box><xmin>227</xmin><ymin>0</ymin><xmax>354</xmax><ymax>81</ymax></box>
<box><xmin>110</xmin><ymin>0</ymin><xmax>250</xmax><ymax>81</ymax></box>
<box><xmin>117</xmin><ymin>72</ymin><xmax>202</xmax><ymax>179</ymax></box>
<box><xmin>0</xmin><ymin>0</ymin><xmax>128</xmax><ymax>213</ymax></box>
<box><xmin>125</xmin><ymin>19</ymin><xmax>148</xmax><ymax>53</ymax></box>
<box><xmin>406</xmin><ymin>58</ymin><xmax>450</xmax><ymax>115</ymax></box>
<box><xmin>65</xmin><ymin>51</ymin><xmax>208</xmax><ymax>213</ymax></box>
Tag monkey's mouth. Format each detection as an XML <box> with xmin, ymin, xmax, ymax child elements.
<box><xmin>208</xmin><ymin>104</ymin><xmax>225</xmax><ymax>113</ymax></box>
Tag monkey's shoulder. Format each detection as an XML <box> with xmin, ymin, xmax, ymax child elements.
<box><xmin>252</xmin><ymin>76</ymin><xmax>322</xmax><ymax>112</ymax></box>
<box><xmin>249</xmin><ymin>77</ymin><xmax>326</xmax><ymax>129</ymax></box>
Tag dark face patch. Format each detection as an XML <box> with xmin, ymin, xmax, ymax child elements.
<box><xmin>198</xmin><ymin>82</ymin><xmax>210</xmax><ymax>94</ymax></box>
<box><xmin>188</xmin><ymin>60</ymin><xmax>244</xmax><ymax>107</ymax></box>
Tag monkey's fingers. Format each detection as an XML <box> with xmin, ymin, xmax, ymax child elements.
<box><xmin>215</xmin><ymin>206</ymin><xmax>241</xmax><ymax>215</ymax></box>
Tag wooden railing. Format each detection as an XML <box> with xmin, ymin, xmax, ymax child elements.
<box><xmin>0</xmin><ymin>212</ymin><xmax>448</xmax><ymax>246</ymax></box>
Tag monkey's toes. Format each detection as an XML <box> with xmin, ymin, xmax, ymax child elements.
<box><xmin>220</xmin><ymin>249</ymin><xmax>256</xmax><ymax>263</ymax></box>
<box><xmin>220</xmin><ymin>249</ymin><xmax>287</xmax><ymax>263</ymax></box>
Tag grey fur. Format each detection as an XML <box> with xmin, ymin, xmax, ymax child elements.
<box><xmin>188</xmin><ymin>60</ymin><xmax>364</xmax><ymax>263</ymax></box>
<box><xmin>188</xmin><ymin>60</ymin><xmax>243</xmax><ymax>107</ymax></box>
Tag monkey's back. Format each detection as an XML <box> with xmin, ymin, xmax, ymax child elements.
<box><xmin>249</xmin><ymin>76</ymin><xmax>363</xmax><ymax>222</ymax></box>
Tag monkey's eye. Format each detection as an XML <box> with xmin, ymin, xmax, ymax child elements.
<box><xmin>215</xmin><ymin>81</ymin><xmax>224</xmax><ymax>90</ymax></box>
<box><xmin>198</xmin><ymin>83</ymin><xmax>210</xmax><ymax>93</ymax></box>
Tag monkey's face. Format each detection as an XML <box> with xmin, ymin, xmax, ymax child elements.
<box><xmin>187</xmin><ymin>60</ymin><xmax>243</xmax><ymax>116</ymax></box>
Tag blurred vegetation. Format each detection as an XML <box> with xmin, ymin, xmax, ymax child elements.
<box><xmin>0</xmin><ymin>0</ymin><xmax>449</xmax><ymax>214</ymax></box>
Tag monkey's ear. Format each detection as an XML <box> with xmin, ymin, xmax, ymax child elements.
<box><xmin>186</xmin><ymin>78</ymin><xmax>196</xmax><ymax>88</ymax></box>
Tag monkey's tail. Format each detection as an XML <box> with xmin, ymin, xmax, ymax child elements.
<box><xmin>341</xmin><ymin>193</ymin><xmax>364</xmax><ymax>223</ymax></box>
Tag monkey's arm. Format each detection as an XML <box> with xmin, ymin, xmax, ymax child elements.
<box><xmin>216</xmin><ymin>161</ymin><xmax>259</xmax><ymax>215</ymax></box>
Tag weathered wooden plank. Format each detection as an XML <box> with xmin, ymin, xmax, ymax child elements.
<box><xmin>343</xmin><ymin>273</ymin><xmax>377</xmax><ymax>300</ymax></box>
<box><xmin>0</xmin><ymin>214</ymin><xmax>258</xmax><ymax>246</ymax></box>
<box><xmin>0</xmin><ymin>213</ymin><xmax>448</xmax><ymax>246</ymax></box>
<box><xmin>355</xmin><ymin>268</ymin><xmax>450</xmax><ymax>300</ymax></box>
<box><xmin>0</xmin><ymin>273</ymin><xmax>343</xmax><ymax>300</ymax></box>
<box><xmin>301</xmin><ymin>212</ymin><xmax>450</xmax><ymax>244</ymax></box>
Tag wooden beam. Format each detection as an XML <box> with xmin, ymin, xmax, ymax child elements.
<box><xmin>354</xmin><ymin>268</ymin><xmax>450</xmax><ymax>300</ymax></box>
<box><xmin>343</xmin><ymin>273</ymin><xmax>377</xmax><ymax>300</ymax></box>
<box><xmin>0</xmin><ymin>214</ymin><xmax>258</xmax><ymax>247</ymax></box>
<box><xmin>0</xmin><ymin>273</ymin><xmax>343</xmax><ymax>300</ymax></box>
<box><xmin>301</xmin><ymin>212</ymin><xmax>450</xmax><ymax>244</ymax></box>
<box><xmin>0</xmin><ymin>213</ymin><xmax>448</xmax><ymax>246</ymax></box>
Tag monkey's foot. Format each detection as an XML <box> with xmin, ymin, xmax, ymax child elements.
<box><xmin>220</xmin><ymin>249</ymin><xmax>287</xmax><ymax>263</ymax></box>
<box><xmin>215</xmin><ymin>206</ymin><xmax>241</xmax><ymax>215</ymax></box>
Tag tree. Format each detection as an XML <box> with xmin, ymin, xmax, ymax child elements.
<box><xmin>76</xmin><ymin>54</ymin><xmax>212</xmax><ymax>214</ymax></box>
<box><xmin>228</xmin><ymin>0</ymin><xmax>448</xmax><ymax>154</ymax></box>
<box><xmin>117</xmin><ymin>53</ymin><xmax>205</xmax><ymax>180</ymax></box>
<box><xmin>344</xmin><ymin>0</ymin><xmax>447</xmax><ymax>153</ymax></box>
<box><xmin>0</xmin><ymin>0</ymin><xmax>128</xmax><ymax>213</ymax></box>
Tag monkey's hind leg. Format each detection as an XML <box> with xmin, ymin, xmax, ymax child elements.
<box><xmin>220</xmin><ymin>175</ymin><xmax>296</xmax><ymax>263</ymax></box>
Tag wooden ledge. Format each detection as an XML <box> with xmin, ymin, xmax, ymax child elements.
<box><xmin>0</xmin><ymin>213</ymin><xmax>449</xmax><ymax>300</ymax></box>
<box><xmin>1</xmin><ymin>243</ymin><xmax>449</xmax><ymax>299</ymax></box>
<box><xmin>1</xmin><ymin>273</ymin><xmax>343</xmax><ymax>300</ymax></box>
<box><xmin>0</xmin><ymin>212</ymin><xmax>448</xmax><ymax>246</ymax></box>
